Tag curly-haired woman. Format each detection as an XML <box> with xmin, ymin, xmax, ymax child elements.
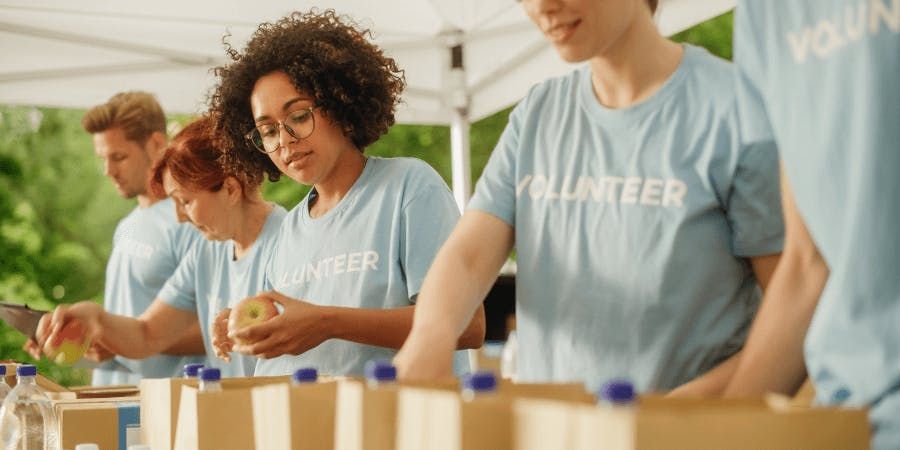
<box><xmin>208</xmin><ymin>9</ymin><xmax>484</xmax><ymax>377</ymax></box>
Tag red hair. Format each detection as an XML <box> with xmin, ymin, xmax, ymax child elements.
<box><xmin>151</xmin><ymin>116</ymin><xmax>260</xmax><ymax>198</ymax></box>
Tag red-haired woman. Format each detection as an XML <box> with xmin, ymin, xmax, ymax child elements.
<box><xmin>39</xmin><ymin>116</ymin><xmax>284</xmax><ymax>377</ymax></box>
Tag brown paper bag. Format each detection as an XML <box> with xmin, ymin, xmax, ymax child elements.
<box><xmin>397</xmin><ymin>381</ymin><xmax>594</xmax><ymax>450</ymax></box>
<box><xmin>141</xmin><ymin>375</ymin><xmax>288</xmax><ymax>450</ymax></box>
<box><xmin>251</xmin><ymin>381</ymin><xmax>338</xmax><ymax>450</ymax></box>
<box><xmin>515</xmin><ymin>395</ymin><xmax>871</xmax><ymax>450</ymax></box>
<box><xmin>334</xmin><ymin>378</ymin><xmax>460</xmax><ymax>450</ymax></box>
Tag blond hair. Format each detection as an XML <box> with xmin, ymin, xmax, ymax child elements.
<box><xmin>82</xmin><ymin>91</ymin><xmax>166</xmax><ymax>144</ymax></box>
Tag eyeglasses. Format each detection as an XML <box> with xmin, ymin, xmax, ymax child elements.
<box><xmin>245</xmin><ymin>106</ymin><xmax>316</xmax><ymax>154</ymax></box>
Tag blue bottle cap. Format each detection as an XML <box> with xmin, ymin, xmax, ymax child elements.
<box><xmin>462</xmin><ymin>372</ymin><xmax>497</xmax><ymax>392</ymax></box>
<box><xmin>17</xmin><ymin>365</ymin><xmax>37</xmax><ymax>377</ymax></box>
<box><xmin>598</xmin><ymin>379</ymin><xmax>635</xmax><ymax>404</ymax></box>
<box><xmin>183</xmin><ymin>363</ymin><xmax>204</xmax><ymax>377</ymax></box>
<box><xmin>292</xmin><ymin>367</ymin><xmax>318</xmax><ymax>384</ymax></box>
<box><xmin>364</xmin><ymin>360</ymin><xmax>397</xmax><ymax>382</ymax></box>
<box><xmin>199</xmin><ymin>368</ymin><xmax>221</xmax><ymax>382</ymax></box>
<box><xmin>0</xmin><ymin>365</ymin><xmax>6</xmax><ymax>376</ymax></box>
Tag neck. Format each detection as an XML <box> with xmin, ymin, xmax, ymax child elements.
<box><xmin>232</xmin><ymin>196</ymin><xmax>274</xmax><ymax>259</ymax></box>
<box><xmin>310</xmin><ymin>149</ymin><xmax>366</xmax><ymax>217</ymax></box>
<box><xmin>587</xmin><ymin>13</ymin><xmax>682</xmax><ymax>109</ymax></box>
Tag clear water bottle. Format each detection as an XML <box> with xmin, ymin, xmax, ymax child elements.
<box><xmin>461</xmin><ymin>371</ymin><xmax>497</xmax><ymax>401</ymax></box>
<box><xmin>500</xmin><ymin>330</ymin><xmax>518</xmax><ymax>382</ymax></box>
<box><xmin>0</xmin><ymin>365</ymin><xmax>60</xmax><ymax>450</ymax></box>
<box><xmin>0</xmin><ymin>366</ymin><xmax>11</xmax><ymax>404</ymax></box>
<box><xmin>597</xmin><ymin>379</ymin><xmax>636</xmax><ymax>409</ymax></box>
<box><xmin>364</xmin><ymin>360</ymin><xmax>396</xmax><ymax>389</ymax></box>
<box><xmin>198</xmin><ymin>368</ymin><xmax>222</xmax><ymax>393</ymax></box>
<box><xmin>292</xmin><ymin>367</ymin><xmax>318</xmax><ymax>385</ymax></box>
<box><xmin>183</xmin><ymin>363</ymin><xmax>204</xmax><ymax>379</ymax></box>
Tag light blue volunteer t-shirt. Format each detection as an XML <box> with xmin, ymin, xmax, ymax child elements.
<box><xmin>254</xmin><ymin>157</ymin><xmax>469</xmax><ymax>377</ymax></box>
<box><xmin>157</xmin><ymin>205</ymin><xmax>287</xmax><ymax>377</ymax></box>
<box><xmin>93</xmin><ymin>198</ymin><xmax>206</xmax><ymax>386</ymax></box>
<box><xmin>468</xmin><ymin>44</ymin><xmax>784</xmax><ymax>392</ymax></box>
<box><xmin>734</xmin><ymin>2</ymin><xmax>899</xmax><ymax>448</ymax></box>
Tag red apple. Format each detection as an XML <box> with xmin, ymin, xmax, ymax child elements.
<box><xmin>43</xmin><ymin>320</ymin><xmax>91</xmax><ymax>365</ymax></box>
<box><xmin>228</xmin><ymin>296</ymin><xmax>279</xmax><ymax>345</ymax></box>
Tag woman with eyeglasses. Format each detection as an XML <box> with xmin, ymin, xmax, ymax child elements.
<box><xmin>39</xmin><ymin>116</ymin><xmax>283</xmax><ymax>377</ymax></box>
<box><xmin>207</xmin><ymin>10</ymin><xmax>484</xmax><ymax>376</ymax></box>
<box><xmin>395</xmin><ymin>0</ymin><xmax>785</xmax><ymax>396</ymax></box>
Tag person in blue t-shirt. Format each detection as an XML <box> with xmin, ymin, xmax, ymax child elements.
<box><xmin>721</xmin><ymin>2</ymin><xmax>899</xmax><ymax>448</ymax></box>
<box><xmin>207</xmin><ymin>10</ymin><xmax>485</xmax><ymax>377</ymax></box>
<box><xmin>396</xmin><ymin>0</ymin><xmax>785</xmax><ymax>394</ymax></box>
<box><xmin>40</xmin><ymin>116</ymin><xmax>283</xmax><ymax>378</ymax></box>
<box><xmin>30</xmin><ymin>92</ymin><xmax>206</xmax><ymax>386</ymax></box>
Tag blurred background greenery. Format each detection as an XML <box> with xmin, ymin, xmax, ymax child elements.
<box><xmin>0</xmin><ymin>12</ymin><xmax>732</xmax><ymax>387</ymax></box>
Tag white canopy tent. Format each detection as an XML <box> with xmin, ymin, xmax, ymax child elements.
<box><xmin>0</xmin><ymin>0</ymin><xmax>734</xmax><ymax>210</ymax></box>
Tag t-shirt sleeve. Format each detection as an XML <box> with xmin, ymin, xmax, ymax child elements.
<box><xmin>400</xmin><ymin>168</ymin><xmax>461</xmax><ymax>300</ymax></box>
<box><xmin>466</xmin><ymin>101</ymin><xmax>524</xmax><ymax>227</ymax></box>
<box><xmin>157</xmin><ymin>241</ymin><xmax>199</xmax><ymax>311</ymax></box>
<box><xmin>727</xmin><ymin>137</ymin><xmax>784</xmax><ymax>257</ymax></box>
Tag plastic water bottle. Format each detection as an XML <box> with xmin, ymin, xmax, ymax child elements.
<box><xmin>364</xmin><ymin>360</ymin><xmax>396</xmax><ymax>389</ymax></box>
<box><xmin>198</xmin><ymin>368</ymin><xmax>222</xmax><ymax>393</ymax></box>
<box><xmin>500</xmin><ymin>330</ymin><xmax>518</xmax><ymax>382</ymax></box>
<box><xmin>292</xmin><ymin>367</ymin><xmax>318</xmax><ymax>385</ymax></box>
<box><xmin>183</xmin><ymin>363</ymin><xmax>204</xmax><ymax>378</ymax></box>
<box><xmin>0</xmin><ymin>365</ymin><xmax>61</xmax><ymax>450</ymax></box>
<box><xmin>597</xmin><ymin>379</ymin><xmax>636</xmax><ymax>409</ymax></box>
<box><xmin>0</xmin><ymin>366</ymin><xmax>11</xmax><ymax>403</ymax></box>
<box><xmin>461</xmin><ymin>371</ymin><xmax>497</xmax><ymax>401</ymax></box>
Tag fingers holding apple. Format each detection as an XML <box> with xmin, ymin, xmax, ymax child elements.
<box><xmin>230</xmin><ymin>292</ymin><xmax>332</xmax><ymax>359</ymax></box>
<box><xmin>212</xmin><ymin>307</ymin><xmax>234</xmax><ymax>362</ymax></box>
<box><xmin>43</xmin><ymin>319</ymin><xmax>92</xmax><ymax>365</ymax></box>
<box><xmin>227</xmin><ymin>295</ymin><xmax>279</xmax><ymax>347</ymax></box>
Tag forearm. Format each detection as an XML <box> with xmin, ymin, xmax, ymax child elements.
<box><xmin>410</xmin><ymin>242</ymin><xmax>504</xmax><ymax>346</ymax></box>
<box><xmin>160</xmin><ymin>321</ymin><xmax>206</xmax><ymax>356</ymax></box>
<box><xmin>669</xmin><ymin>351</ymin><xmax>742</xmax><ymax>397</ymax></box>
<box><xmin>96</xmin><ymin>313</ymin><xmax>165</xmax><ymax>359</ymax></box>
<box><xmin>328</xmin><ymin>303</ymin><xmax>486</xmax><ymax>350</ymax></box>
<box><xmin>723</xmin><ymin>251</ymin><xmax>827</xmax><ymax>397</ymax></box>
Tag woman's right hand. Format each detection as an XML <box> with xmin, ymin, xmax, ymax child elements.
<box><xmin>212</xmin><ymin>308</ymin><xmax>234</xmax><ymax>362</ymax></box>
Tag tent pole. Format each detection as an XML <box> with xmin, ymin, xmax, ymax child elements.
<box><xmin>450</xmin><ymin>107</ymin><xmax>472</xmax><ymax>213</ymax></box>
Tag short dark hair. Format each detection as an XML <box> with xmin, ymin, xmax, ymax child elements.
<box><xmin>209</xmin><ymin>9</ymin><xmax>405</xmax><ymax>182</ymax></box>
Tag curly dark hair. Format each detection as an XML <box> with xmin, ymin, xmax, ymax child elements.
<box><xmin>209</xmin><ymin>9</ymin><xmax>405</xmax><ymax>182</ymax></box>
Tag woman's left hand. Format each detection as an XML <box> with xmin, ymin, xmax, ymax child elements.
<box><xmin>230</xmin><ymin>291</ymin><xmax>333</xmax><ymax>359</ymax></box>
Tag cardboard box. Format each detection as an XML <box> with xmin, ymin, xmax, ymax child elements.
<box><xmin>396</xmin><ymin>382</ymin><xmax>593</xmax><ymax>450</ymax></box>
<box><xmin>334</xmin><ymin>378</ymin><xmax>460</xmax><ymax>450</ymax></box>
<box><xmin>70</xmin><ymin>384</ymin><xmax>140</xmax><ymax>399</ymax></box>
<box><xmin>514</xmin><ymin>395</ymin><xmax>871</xmax><ymax>450</ymax></box>
<box><xmin>168</xmin><ymin>376</ymin><xmax>290</xmax><ymax>450</ymax></box>
<box><xmin>140</xmin><ymin>375</ymin><xmax>287</xmax><ymax>450</ymax></box>
<box><xmin>251</xmin><ymin>381</ymin><xmax>338</xmax><ymax>450</ymax></box>
<box><xmin>54</xmin><ymin>397</ymin><xmax>141</xmax><ymax>450</ymax></box>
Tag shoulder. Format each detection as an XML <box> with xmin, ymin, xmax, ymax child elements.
<box><xmin>514</xmin><ymin>66</ymin><xmax>587</xmax><ymax>116</ymax></box>
<box><xmin>370</xmin><ymin>157</ymin><xmax>448</xmax><ymax>191</ymax></box>
<box><xmin>680</xmin><ymin>44</ymin><xmax>739</xmax><ymax>109</ymax></box>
